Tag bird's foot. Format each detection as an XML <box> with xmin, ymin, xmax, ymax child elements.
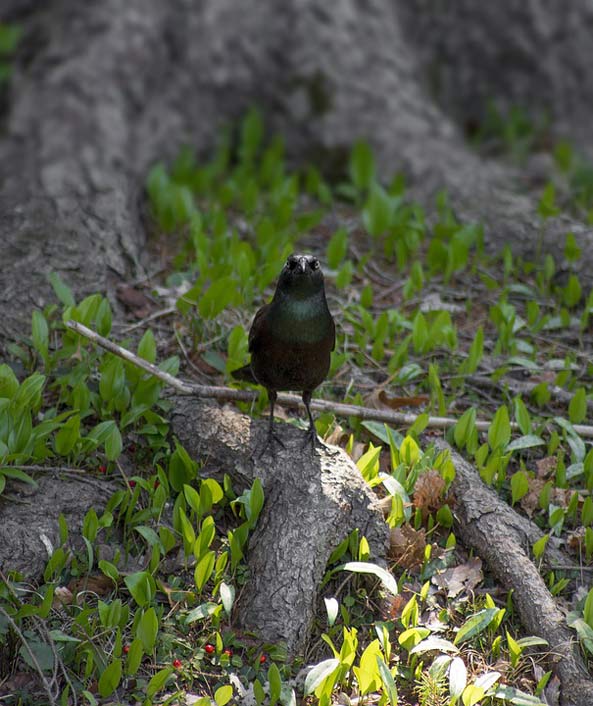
<box><xmin>257</xmin><ymin>429</ymin><xmax>286</xmax><ymax>459</ymax></box>
<box><xmin>301</xmin><ymin>425</ymin><xmax>327</xmax><ymax>453</ymax></box>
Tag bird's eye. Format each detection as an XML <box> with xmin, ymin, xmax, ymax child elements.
<box><xmin>311</xmin><ymin>259</ymin><xmax>320</xmax><ymax>270</ymax></box>
<box><xmin>287</xmin><ymin>258</ymin><xmax>298</xmax><ymax>270</ymax></box>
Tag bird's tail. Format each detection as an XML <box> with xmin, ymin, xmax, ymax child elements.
<box><xmin>231</xmin><ymin>363</ymin><xmax>257</xmax><ymax>384</ymax></box>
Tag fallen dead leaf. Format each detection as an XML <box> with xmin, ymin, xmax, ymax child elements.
<box><xmin>432</xmin><ymin>557</ymin><xmax>483</xmax><ymax>599</ymax></box>
<box><xmin>389</xmin><ymin>524</ymin><xmax>426</xmax><ymax>570</ymax></box>
<box><xmin>519</xmin><ymin>476</ymin><xmax>546</xmax><ymax>518</ymax></box>
<box><xmin>413</xmin><ymin>470</ymin><xmax>446</xmax><ymax>515</ymax></box>
<box><xmin>364</xmin><ymin>389</ymin><xmax>429</xmax><ymax>410</ymax></box>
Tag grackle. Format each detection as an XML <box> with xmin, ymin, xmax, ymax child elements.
<box><xmin>232</xmin><ymin>254</ymin><xmax>335</xmax><ymax>453</ymax></box>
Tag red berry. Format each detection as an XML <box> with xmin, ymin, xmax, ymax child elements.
<box><xmin>204</xmin><ymin>643</ymin><xmax>215</xmax><ymax>654</ymax></box>
<box><xmin>173</xmin><ymin>658</ymin><xmax>182</xmax><ymax>669</ymax></box>
<box><xmin>129</xmin><ymin>480</ymin><xmax>136</xmax><ymax>488</ymax></box>
<box><xmin>128</xmin><ymin>443</ymin><xmax>137</xmax><ymax>453</ymax></box>
<box><xmin>223</xmin><ymin>648</ymin><xmax>233</xmax><ymax>656</ymax></box>
<box><xmin>98</xmin><ymin>465</ymin><xmax>107</xmax><ymax>474</ymax></box>
<box><xmin>259</xmin><ymin>654</ymin><xmax>267</xmax><ymax>664</ymax></box>
<box><xmin>123</xmin><ymin>644</ymin><xmax>130</xmax><ymax>654</ymax></box>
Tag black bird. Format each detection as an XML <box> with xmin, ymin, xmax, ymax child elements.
<box><xmin>232</xmin><ymin>254</ymin><xmax>335</xmax><ymax>453</ymax></box>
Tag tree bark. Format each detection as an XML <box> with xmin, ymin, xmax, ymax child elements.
<box><xmin>1</xmin><ymin>1</ymin><xmax>593</xmax><ymax>343</ymax></box>
<box><xmin>169</xmin><ymin>397</ymin><xmax>389</xmax><ymax>655</ymax></box>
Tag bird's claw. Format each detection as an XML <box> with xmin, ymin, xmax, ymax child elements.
<box><xmin>301</xmin><ymin>425</ymin><xmax>325</xmax><ymax>452</ymax></box>
<box><xmin>257</xmin><ymin>430</ymin><xmax>286</xmax><ymax>459</ymax></box>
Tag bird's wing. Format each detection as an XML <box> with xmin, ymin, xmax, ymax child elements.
<box><xmin>248</xmin><ymin>303</ymin><xmax>270</xmax><ymax>353</ymax></box>
<box><xmin>330</xmin><ymin>316</ymin><xmax>336</xmax><ymax>352</ymax></box>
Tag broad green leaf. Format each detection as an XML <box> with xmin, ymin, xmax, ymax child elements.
<box><xmin>138</xmin><ymin>329</ymin><xmax>156</xmax><ymax>363</ymax></box>
<box><xmin>31</xmin><ymin>310</ymin><xmax>49</xmax><ymax>360</ymax></box>
<box><xmin>98</xmin><ymin>659</ymin><xmax>122</xmax><ymax>698</ymax></box>
<box><xmin>124</xmin><ymin>571</ymin><xmax>155</xmax><ymax>607</ymax></box>
<box><xmin>324</xmin><ymin>597</ymin><xmax>339</xmax><ymax>627</ymax></box>
<box><xmin>449</xmin><ymin>656</ymin><xmax>467</xmax><ymax>700</ymax></box>
<box><xmin>569</xmin><ymin>387</ymin><xmax>587</xmax><ymax>424</ymax></box>
<box><xmin>510</xmin><ymin>471</ymin><xmax>529</xmax><ymax>505</ymax></box>
<box><xmin>454</xmin><ymin>608</ymin><xmax>499</xmax><ymax>645</ymax></box>
<box><xmin>506</xmin><ymin>435</ymin><xmax>544</xmax><ymax>452</ymax></box>
<box><xmin>49</xmin><ymin>272</ymin><xmax>75</xmax><ymax>306</ymax></box>
<box><xmin>268</xmin><ymin>662</ymin><xmax>282</xmax><ymax>705</ymax></box>
<box><xmin>304</xmin><ymin>658</ymin><xmax>340</xmax><ymax>695</ymax></box>
<box><xmin>350</xmin><ymin>141</ymin><xmax>375</xmax><ymax>191</ymax></box>
<box><xmin>220</xmin><ymin>582</ymin><xmax>235</xmax><ymax>614</ymax></box>
<box><xmin>137</xmin><ymin>607</ymin><xmax>158</xmax><ymax>652</ymax></box>
<box><xmin>214</xmin><ymin>685</ymin><xmax>234</xmax><ymax>706</ymax></box>
<box><xmin>410</xmin><ymin>637</ymin><xmax>458</xmax><ymax>654</ymax></box>
<box><xmin>488</xmin><ymin>405</ymin><xmax>511</xmax><ymax>450</ymax></box>
<box><xmin>146</xmin><ymin>667</ymin><xmax>174</xmax><ymax>698</ymax></box>
<box><xmin>341</xmin><ymin>561</ymin><xmax>398</xmax><ymax>595</ymax></box>
<box><xmin>513</xmin><ymin>396</ymin><xmax>532</xmax><ymax>435</ymax></box>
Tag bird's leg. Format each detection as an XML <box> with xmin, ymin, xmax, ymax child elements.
<box><xmin>302</xmin><ymin>390</ymin><xmax>323</xmax><ymax>451</ymax></box>
<box><xmin>258</xmin><ymin>389</ymin><xmax>285</xmax><ymax>458</ymax></box>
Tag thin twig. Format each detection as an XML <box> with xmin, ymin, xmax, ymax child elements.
<box><xmin>0</xmin><ymin>606</ymin><xmax>58</xmax><ymax>706</ymax></box>
<box><xmin>65</xmin><ymin>320</ymin><xmax>593</xmax><ymax>438</ymax></box>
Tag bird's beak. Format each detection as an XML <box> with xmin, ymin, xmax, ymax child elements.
<box><xmin>298</xmin><ymin>257</ymin><xmax>308</xmax><ymax>273</ymax></box>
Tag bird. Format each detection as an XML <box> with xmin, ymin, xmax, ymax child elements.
<box><xmin>232</xmin><ymin>253</ymin><xmax>335</xmax><ymax>454</ymax></box>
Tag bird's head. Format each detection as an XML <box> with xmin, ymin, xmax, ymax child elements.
<box><xmin>276</xmin><ymin>254</ymin><xmax>325</xmax><ymax>299</ymax></box>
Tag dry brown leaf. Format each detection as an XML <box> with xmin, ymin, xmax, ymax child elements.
<box><xmin>432</xmin><ymin>557</ymin><xmax>483</xmax><ymax>598</ymax></box>
<box><xmin>413</xmin><ymin>470</ymin><xmax>446</xmax><ymax>515</ymax></box>
<box><xmin>68</xmin><ymin>573</ymin><xmax>115</xmax><ymax>598</ymax></box>
<box><xmin>519</xmin><ymin>477</ymin><xmax>546</xmax><ymax>518</ymax></box>
<box><xmin>536</xmin><ymin>456</ymin><xmax>557</xmax><ymax>478</ymax></box>
<box><xmin>389</xmin><ymin>524</ymin><xmax>426</xmax><ymax>570</ymax></box>
<box><xmin>364</xmin><ymin>389</ymin><xmax>429</xmax><ymax>410</ymax></box>
<box><xmin>116</xmin><ymin>284</ymin><xmax>154</xmax><ymax>318</ymax></box>
<box><xmin>567</xmin><ymin>527</ymin><xmax>586</xmax><ymax>554</ymax></box>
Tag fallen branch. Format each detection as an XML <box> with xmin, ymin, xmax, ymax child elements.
<box><xmin>437</xmin><ymin>439</ymin><xmax>593</xmax><ymax>706</ymax></box>
<box><xmin>65</xmin><ymin>321</ymin><xmax>593</xmax><ymax>438</ymax></box>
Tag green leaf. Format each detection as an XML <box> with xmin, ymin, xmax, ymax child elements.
<box><xmin>410</xmin><ymin>637</ymin><xmax>458</xmax><ymax>654</ymax></box>
<box><xmin>146</xmin><ymin>667</ymin><xmax>174</xmax><ymax>698</ymax></box>
<box><xmin>488</xmin><ymin>405</ymin><xmax>511</xmax><ymax>450</ymax></box>
<box><xmin>326</xmin><ymin>227</ymin><xmax>349</xmax><ymax>269</ymax></box>
<box><xmin>513</xmin><ymin>396</ymin><xmax>532</xmax><ymax>435</ymax></box>
<box><xmin>506</xmin><ymin>435</ymin><xmax>544</xmax><ymax>452</ymax></box>
<box><xmin>247</xmin><ymin>477</ymin><xmax>264</xmax><ymax>528</ymax></box>
<box><xmin>454</xmin><ymin>608</ymin><xmax>500</xmax><ymax>645</ymax></box>
<box><xmin>454</xmin><ymin>407</ymin><xmax>476</xmax><ymax>449</ymax></box>
<box><xmin>194</xmin><ymin>550</ymin><xmax>215</xmax><ymax>591</ymax></box>
<box><xmin>137</xmin><ymin>607</ymin><xmax>158</xmax><ymax>652</ymax></box>
<box><xmin>12</xmin><ymin>372</ymin><xmax>45</xmax><ymax>411</ymax></box>
<box><xmin>377</xmin><ymin>655</ymin><xmax>398</xmax><ymax>706</ymax></box>
<box><xmin>215</xmin><ymin>685</ymin><xmax>234</xmax><ymax>706</ymax></box>
<box><xmin>363</xmin><ymin>183</ymin><xmax>393</xmax><ymax>237</ymax></box>
<box><xmin>124</xmin><ymin>571</ymin><xmax>155</xmax><ymax>607</ymax></box>
<box><xmin>219</xmin><ymin>582</ymin><xmax>235</xmax><ymax>615</ymax></box>
<box><xmin>98</xmin><ymin>658</ymin><xmax>122</xmax><ymax>698</ymax></box>
<box><xmin>105</xmin><ymin>423</ymin><xmax>122</xmax><ymax>461</ymax></box>
<box><xmin>31</xmin><ymin>310</ymin><xmax>49</xmax><ymax>361</ymax></box>
<box><xmin>268</xmin><ymin>662</ymin><xmax>282</xmax><ymax>705</ymax></box>
<box><xmin>125</xmin><ymin>637</ymin><xmax>143</xmax><ymax>676</ymax></box>
<box><xmin>304</xmin><ymin>658</ymin><xmax>340</xmax><ymax>695</ymax></box>
<box><xmin>138</xmin><ymin>329</ymin><xmax>157</xmax><ymax>363</ymax></box>
<box><xmin>449</xmin><ymin>656</ymin><xmax>467</xmax><ymax>700</ymax></box>
<box><xmin>569</xmin><ymin>387</ymin><xmax>587</xmax><ymax>424</ymax></box>
<box><xmin>49</xmin><ymin>272</ymin><xmax>75</xmax><ymax>307</ymax></box>
<box><xmin>510</xmin><ymin>471</ymin><xmax>529</xmax><ymax>506</ymax></box>
<box><xmin>340</xmin><ymin>561</ymin><xmax>398</xmax><ymax>595</ymax></box>
<box><xmin>324</xmin><ymin>597</ymin><xmax>339</xmax><ymax>627</ymax></box>
<box><xmin>350</xmin><ymin>141</ymin><xmax>375</xmax><ymax>191</ymax></box>
<box><xmin>54</xmin><ymin>414</ymin><xmax>80</xmax><ymax>456</ymax></box>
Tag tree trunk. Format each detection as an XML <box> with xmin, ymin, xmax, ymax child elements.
<box><xmin>169</xmin><ymin>397</ymin><xmax>389</xmax><ymax>655</ymax></box>
<box><xmin>1</xmin><ymin>1</ymin><xmax>593</xmax><ymax>342</ymax></box>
